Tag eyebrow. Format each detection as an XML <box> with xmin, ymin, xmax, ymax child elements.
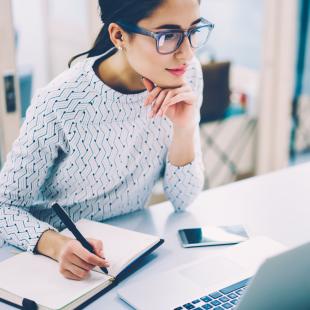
<box><xmin>154</xmin><ymin>18</ymin><xmax>202</xmax><ymax>30</ymax></box>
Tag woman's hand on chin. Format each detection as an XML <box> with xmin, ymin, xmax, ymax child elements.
<box><xmin>142</xmin><ymin>77</ymin><xmax>197</xmax><ymax>130</ymax></box>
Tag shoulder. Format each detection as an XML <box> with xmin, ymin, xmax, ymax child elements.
<box><xmin>189</xmin><ymin>56</ymin><xmax>203</xmax><ymax>75</ymax></box>
<box><xmin>29</xmin><ymin>58</ymin><xmax>92</xmax><ymax>113</ymax></box>
<box><xmin>184</xmin><ymin>57</ymin><xmax>204</xmax><ymax>111</ymax></box>
<box><xmin>185</xmin><ymin>56</ymin><xmax>203</xmax><ymax>91</ymax></box>
<box><xmin>36</xmin><ymin>59</ymin><xmax>89</xmax><ymax>97</ymax></box>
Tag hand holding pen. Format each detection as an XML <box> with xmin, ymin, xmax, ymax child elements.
<box><xmin>51</xmin><ymin>203</ymin><xmax>110</xmax><ymax>280</ymax></box>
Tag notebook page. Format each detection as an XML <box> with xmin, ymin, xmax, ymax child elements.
<box><xmin>0</xmin><ymin>252</ymin><xmax>110</xmax><ymax>309</ymax></box>
<box><xmin>62</xmin><ymin>219</ymin><xmax>159</xmax><ymax>276</ymax></box>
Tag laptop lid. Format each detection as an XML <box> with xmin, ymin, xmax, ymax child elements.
<box><xmin>236</xmin><ymin>241</ymin><xmax>310</xmax><ymax>310</ymax></box>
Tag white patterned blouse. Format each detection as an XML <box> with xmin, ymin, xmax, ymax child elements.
<box><xmin>0</xmin><ymin>50</ymin><xmax>204</xmax><ymax>252</ymax></box>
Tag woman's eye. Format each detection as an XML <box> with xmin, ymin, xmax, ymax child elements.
<box><xmin>158</xmin><ymin>33</ymin><xmax>179</xmax><ymax>47</ymax></box>
<box><xmin>164</xmin><ymin>33</ymin><xmax>178</xmax><ymax>41</ymax></box>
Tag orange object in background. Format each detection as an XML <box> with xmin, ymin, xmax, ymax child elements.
<box><xmin>240</xmin><ymin>92</ymin><xmax>248</xmax><ymax>108</ymax></box>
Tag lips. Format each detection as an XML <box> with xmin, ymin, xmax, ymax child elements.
<box><xmin>166</xmin><ymin>65</ymin><xmax>188</xmax><ymax>77</ymax></box>
<box><xmin>167</xmin><ymin>65</ymin><xmax>187</xmax><ymax>71</ymax></box>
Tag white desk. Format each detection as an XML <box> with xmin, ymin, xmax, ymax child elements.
<box><xmin>1</xmin><ymin>162</ymin><xmax>310</xmax><ymax>309</ymax></box>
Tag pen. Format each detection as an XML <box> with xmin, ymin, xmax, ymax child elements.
<box><xmin>51</xmin><ymin>203</ymin><xmax>109</xmax><ymax>275</ymax></box>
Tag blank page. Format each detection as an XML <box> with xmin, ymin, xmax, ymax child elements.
<box><xmin>0</xmin><ymin>252</ymin><xmax>110</xmax><ymax>309</ymax></box>
<box><xmin>61</xmin><ymin>219</ymin><xmax>160</xmax><ymax>276</ymax></box>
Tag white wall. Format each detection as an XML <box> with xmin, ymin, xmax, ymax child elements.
<box><xmin>200</xmin><ymin>0</ymin><xmax>263</xmax><ymax>70</ymax></box>
<box><xmin>0</xmin><ymin>0</ymin><xmax>21</xmax><ymax>161</ymax></box>
<box><xmin>12</xmin><ymin>0</ymin><xmax>101</xmax><ymax>92</ymax></box>
<box><xmin>47</xmin><ymin>0</ymin><xmax>93</xmax><ymax>77</ymax></box>
<box><xmin>256</xmin><ymin>0</ymin><xmax>297</xmax><ymax>173</ymax></box>
<box><xmin>12</xmin><ymin>0</ymin><xmax>49</xmax><ymax>91</ymax></box>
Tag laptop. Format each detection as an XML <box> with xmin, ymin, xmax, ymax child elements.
<box><xmin>117</xmin><ymin>236</ymin><xmax>310</xmax><ymax>310</ymax></box>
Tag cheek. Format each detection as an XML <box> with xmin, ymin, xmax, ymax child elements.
<box><xmin>127</xmin><ymin>39</ymin><xmax>184</xmax><ymax>88</ymax></box>
<box><xmin>128</xmin><ymin>40</ymin><xmax>162</xmax><ymax>73</ymax></box>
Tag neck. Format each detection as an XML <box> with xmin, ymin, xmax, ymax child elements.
<box><xmin>97</xmin><ymin>50</ymin><xmax>145</xmax><ymax>94</ymax></box>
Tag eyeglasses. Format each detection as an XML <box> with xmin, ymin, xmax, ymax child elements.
<box><xmin>116</xmin><ymin>17</ymin><xmax>214</xmax><ymax>55</ymax></box>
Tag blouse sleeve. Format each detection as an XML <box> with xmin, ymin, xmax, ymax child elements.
<box><xmin>0</xmin><ymin>90</ymin><xmax>65</xmax><ymax>251</ymax></box>
<box><xmin>163</xmin><ymin>57</ymin><xmax>205</xmax><ymax>211</ymax></box>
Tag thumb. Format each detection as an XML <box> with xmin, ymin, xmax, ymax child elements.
<box><xmin>141</xmin><ymin>77</ymin><xmax>155</xmax><ymax>92</ymax></box>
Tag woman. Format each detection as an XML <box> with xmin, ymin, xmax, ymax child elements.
<box><xmin>0</xmin><ymin>0</ymin><xmax>214</xmax><ymax>280</ymax></box>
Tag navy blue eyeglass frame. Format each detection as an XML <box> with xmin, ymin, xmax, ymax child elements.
<box><xmin>116</xmin><ymin>17</ymin><xmax>215</xmax><ymax>55</ymax></box>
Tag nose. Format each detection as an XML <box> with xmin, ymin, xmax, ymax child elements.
<box><xmin>175</xmin><ymin>35</ymin><xmax>194</xmax><ymax>61</ymax></box>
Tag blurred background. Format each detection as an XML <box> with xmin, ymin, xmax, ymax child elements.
<box><xmin>0</xmin><ymin>0</ymin><xmax>309</xmax><ymax>203</ymax></box>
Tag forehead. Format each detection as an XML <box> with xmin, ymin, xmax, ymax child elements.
<box><xmin>138</xmin><ymin>0</ymin><xmax>201</xmax><ymax>30</ymax></box>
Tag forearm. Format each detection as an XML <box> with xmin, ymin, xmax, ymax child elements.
<box><xmin>36</xmin><ymin>230</ymin><xmax>71</xmax><ymax>261</ymax></box>
<box><xmin>168</xmin><ymin>125</ymin><xmax>196</xmax><ymax>166</ymax></box>
<box><xmin>164</xmin><ymin>123</ymin><xmax>204</xmax><ymax>211</ymax></box>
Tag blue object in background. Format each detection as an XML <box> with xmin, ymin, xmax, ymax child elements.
<box><xmin>18</xmin><ymin>69</ymin><xmax>32</xmax><ymax>118</ymax></box>
<box><xmin>15</xmin><ymin>29</ymin><xmax>33</xmax><ymax>119</ymax></box>
<box><xmin>290</xmin><ymin>0</ymin><xmax>309</xmax><ymax>158</ymax></box>
<box><xmin>295</xmin><ymin>0</ymin><xmax>309</xmax><ymax>98</ymax></box>
<box><xmin>297</xmin><ymin>0</ymin><xmax>310</xmax><ymax>96</ymax></box>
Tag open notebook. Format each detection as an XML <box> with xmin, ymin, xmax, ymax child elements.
<box><xmin>0</xmin><ymin>219</ymin><xmax>164</xmax><ymax>310</ymax></box>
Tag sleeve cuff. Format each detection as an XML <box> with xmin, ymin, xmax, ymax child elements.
<box><xmin>166</xmin><ymin>157</ymin><xmax>198</xmax><ymax>171</ymax></box>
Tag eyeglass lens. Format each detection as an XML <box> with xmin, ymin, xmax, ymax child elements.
<box><xmin>157</xmin><ymin>26</ymin><xmax>211</xmax><ymax>54</ymax></box>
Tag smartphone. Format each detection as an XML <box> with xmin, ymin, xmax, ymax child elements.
<box><xmin>178</xmin><ymin>225</ymin><xmax>249</xmax><ymax>248</ymax></box>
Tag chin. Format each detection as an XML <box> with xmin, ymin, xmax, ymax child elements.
<box><xmin>156</xmin><ymin>76</ymin><xmax>185</xmax><ymax>89</ymax></box>
<box><xmin>159</xmin><ymin>80</ymin><xmax>184</xmax><ymax>89</ymax></box>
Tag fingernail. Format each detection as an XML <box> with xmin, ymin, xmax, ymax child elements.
<box><xmin>148</xmin><ymin>111</ymin><xmax>153</xmax><ymax>118</ymax></box>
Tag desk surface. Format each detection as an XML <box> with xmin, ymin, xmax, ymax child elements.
<box><xmin>1</xmin><ymin>162</ymin><xmax>310</xmax><ymax>309</ymax></box>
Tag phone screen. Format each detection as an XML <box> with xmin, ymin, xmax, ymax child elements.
<box><xmin>178</xmin><ymin>225</ymin><xmax>249</xmax><ymax>247</ymax></box>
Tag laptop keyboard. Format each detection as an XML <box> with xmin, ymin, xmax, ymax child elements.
<box><xmin>173</xmin><ymin>278</ymin><xmax>250</xmax><ymax>310</ymax></box>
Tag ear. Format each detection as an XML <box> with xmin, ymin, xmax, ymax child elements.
<box><xmin>108</xmin><ymin>22</ymin><xmax>127</xmax><ymax>50</ymax></box>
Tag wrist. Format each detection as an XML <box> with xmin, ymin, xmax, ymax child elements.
<box><xmin>173</xmin><ymin>122</ymin><xmax>196</xmax><ymax>133</ymax></box>
<box><xmin>169</xmin><ymin>127</ymin><xmax>195</xmax><ymax>166</ymax></box>
<box><xmin>172</xmin><ymin>125</ymin><xmax>195</xmax><ymax>142</ymax></box>
<box><xmin>36</xmin><ymin>230</ymin><xmax>72</xmax><ymax>261</ymax></box>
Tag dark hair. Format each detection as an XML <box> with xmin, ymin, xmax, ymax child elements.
<box><xmin>68</xmin><ymin>0</ymin><xmax>164</xmax><ymax>67</ymax></box>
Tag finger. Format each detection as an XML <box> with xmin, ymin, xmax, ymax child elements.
<box><xmin>74</xmin><ymin>245</ymin><xmax>109</xmax><ymax>267</ymax></box>
<box><xmin>70</xmin><ymin>253</ymin><xmax>96</xmax><ymax>271</ymax></box>
<box><xmin>88</xmin><ymin>239</ymin><xmax>104</xmax><ymax>258</ymax></box>
<box><xmin>62</xmin><ymin>269</ymin><xmax>82</xmax><ymax>281</ymax></box>
<box><xmin>157</xmin><ymin>85</ymin><xmax>190</xmax><ymax>112</ymax></box>
<box><xmin>150</xmin><ymin>90</ymin><xmax>168</xmax><ymax>117</ymax></box>
<box><xmin>162</xmin><ymin>95</ymin><xmax>193</xmax><ymax>115</ymax></box>
<box><xmin>162</xmin><ymin>93</ymin><xmax>195</xmax><ymax>115</ymax></box>
<box><xmin>66</xmin><ymin>263</ymin><xmax>90</xmax><ymax>279</ymax></box>
<box><xmin>158</xmin><ymin>91</ymin><xmax>176</xmax><ymax>116</ymax></box>
<box><xmin>142</xmin><ymin>77</ymin><xmax>156</xmax><ymax>92</ymax></box>
<box><xmin>144</xmin><ymin>86</ymin><xmax>162</xmax><ymax>106</ymax></box>
<box><xmin>145</xmin><ymin>83</ymin><xmax>189</xmax><ymax>107</ymax></box>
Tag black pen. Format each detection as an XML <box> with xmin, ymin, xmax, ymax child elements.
<box><xmin>52</xmin><ymin>203</ymin><xmax>109</xmax><ymax>274</ymax></box>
